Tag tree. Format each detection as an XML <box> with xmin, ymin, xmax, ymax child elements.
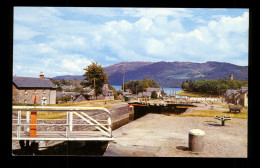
<box><xmin>151</xmin><ymin>91</ymin><xmax>157</xmax><ymax>98</ymax></box>
<box><xmin>60</xmin><ymin>95</ymin><xmax>72</xmax><ymax>103</ymax></box>
<box><xmin>181</xmin><ymin>81</ymin><xmax>189</xmax><ymax>90</ymax></box>
<box><xmin>216</xmin><ymin>83</ymin><xmax>229</xmax><ymax>95</ymax></box>
<box><xmin>124</xmin><ymin>79</ymin><xmax>160</xmax><ymax>94</ymax></box>
<box><xmin>82</xmin><ymin>62</ymin><xmax>108</xmax><ymax>98</ymax></box>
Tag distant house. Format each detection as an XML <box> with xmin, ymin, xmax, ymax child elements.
<box><xmin>85</xmin><ymin>84</ymin><xmax>114</xmax><ymax>100</ymax></box>
<box><xmin>86</xmin><ymin>89</ymin><xmax>95</xmax><ymax>100</ymax></box>
<box><xmin>161</xmin><ymin>89</ymin><xmax>166</xmax><ymax>98</ymax></box>
<box><xmin>147</xmin><ymin>88</ymin><xmax>161</xmax><ymax>98</ymax></box>
<box><xmin>56</xmin><ymin>91</ymin><xmax>87</xmax><ymax>103</ymax></box>
<box><xmin>118</xmin><ymin>94</ymin><xmax>124</xmax><ymax>100</ymax></box>
<box><xmin>74</xmin><ymin>94</ymin><xmax>87</xmax><ymax>103</ymax></box>
<box><xmin>234</xmin><ymin>87</ymin><xmax>248</xmax><ymax>107</ymax></box>
<box><xmin>97</xmin><ymin>84</ymin><xmax>114</xmax><ymax>100</ymax></box>
<box><xmin>138</xmin><ymin>91</ymin><xmax>152</xmax><ymax>98</ymax></box>
<box><xmin>103</xmin><ymin>84</ymin><xmax>114</xmax><ymax>99</ymax></box>
<box><xmin>224</xmin><ymin>87</ymin><xmax>248</xmax><ymax>107</ymax></box>
<box><xmin>137</xmin><ymin>87</ymin><xmax>161</xmax><ymax>98</ymax></box>
<box><xmin>61</xmin><ymin>85</ymin><xmax>75</xmax><ymax>91</ymax></box>
<box><xmin>12</xmin><ymin>72</ymin><xmax>57</xmax><ymax>105</ymax></box>
<box><xmin>225</xmin><ymin>89</ymin><xmax>239</xmax><ymax>104</ymax></box>
<box><xmin>122</xmin><ymin>92</ymin><xmax>132</xmax><ymax>97</ymax></box>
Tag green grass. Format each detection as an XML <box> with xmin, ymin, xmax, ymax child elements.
<box><xmin>176</xmin><ymin>90</ymin><xmax>219</xmax><ymax>97</ymax></box>
<box><xmin>13</xmin><ymin>100</ymin><xmax>119</xmax><ymax>119</ymax></box>
<box><xmin>46</xmin><ymin>100</ymin><xmax>113</xmax><ymax>108</ymax></box>
<box><xmin>171</xmin><ymin>108</ymin><xmax>248</xmax><ymax>119</ymax></box>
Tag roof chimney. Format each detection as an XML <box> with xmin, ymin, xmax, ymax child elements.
<box><xmin>39</xmin><ymin>72</ymin><xmax>45</xmax><ymax>79</ymax></box>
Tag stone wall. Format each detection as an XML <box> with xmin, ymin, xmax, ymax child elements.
<box><xmin>108</xmin><ymin>104</ymin><xmax>129</xmax><ymax>130</ymax></box>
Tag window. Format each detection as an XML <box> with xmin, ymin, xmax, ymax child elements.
<box><xmin>43</xmin><ymin>89</ymin><xmax>46</xmax><ymax>94</ymax></box>
<box><xmin>33</xmin><ymin>89</ymin><xmax>38</xmax><ymax>93</ymax></box>
<box><xmin>24</xmin><ymin>90</ymin><xmax>28</xmax><ymax>95</ymax></box>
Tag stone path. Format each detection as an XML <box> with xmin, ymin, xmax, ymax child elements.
<box><xmin>104</xmin><ymin>113</ymin><xmax>247</xmax><ymax>157</ymax></box>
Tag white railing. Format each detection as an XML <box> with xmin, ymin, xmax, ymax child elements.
<box><xmin>12</xmin><ymin>106</ymin><xmax>113</xmax><ymax>141</ymax></box>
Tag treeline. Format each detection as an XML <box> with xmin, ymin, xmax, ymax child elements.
<box><xmin>124</xmin><ymin>78</ymin><xmax>160</xmax><ymax>94</ymax></box>
<box><xmin>49</xmin><ymin>79</ymin><xmax>82</xmax><ymax>92</ymax></box>
<box><xmin>181</xmin><ymin>79</ymin><xmax>248</xmax><ymax>95</ymax></box>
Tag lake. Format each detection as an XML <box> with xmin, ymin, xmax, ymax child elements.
<box><xmin>112</xmin><ymin>85</ymin><xmax>122</xmax><ymax>91</ymax></box>
<box><xmin>112</xmin><ymin>85</ymin><xmax>184</xmax><ymax>98</ymax></box>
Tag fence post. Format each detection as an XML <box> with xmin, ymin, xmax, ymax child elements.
<box><xmin>17</xmin><ymin>110</ymin><xmax>21</xmax><ymax>138</ymax></box>
<box><xmin>66</xmin><ymin>111</ymin><xmax>69</xmax><ymax>138</ymax></box>
<box><xmin>30</xmin><ymin>111</ymin><xmax>37</xmax><ymax>137</ymax></box>
<box><xmin>26</xmin><ymin>111</ymin><xmax>30</xmax><ymax>135</ymax></box>
<box><xmin>69</xmin><ymin>112</ymin><xmax>73</xmax><ymax>132</ymax></box>
<box><xmin>108</xmin><ymin>116</ymin><xmax>112</xmax><ymax>137</ymax></box>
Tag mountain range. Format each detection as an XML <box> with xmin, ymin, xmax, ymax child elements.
<box><xmin>52</xmin><ymin>61</ymin><xmax>248</xmax><ymax>87</ymax></box>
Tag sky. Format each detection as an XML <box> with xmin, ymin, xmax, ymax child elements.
<box><xmin>13</xmin><ymin>7</ymin><xmax>249</xmax><ymax>78</ymax></box>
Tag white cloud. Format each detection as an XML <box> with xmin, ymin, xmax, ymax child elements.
<box><xmin>208</xmin><ymin>12</ymin><xmax>249</xmax><ymax>35</ymax></box>
<box><xmin>145</xmin><ymin>38</ymin><xmax>166</xmax><ymax>55</ymax></box>
<box><xmin>13</xmin><ymin>8</ymin><xmax>249</xmax><ymax>77</ymax></box>
<box><xmin>61</xmin><ymin>55</ymin><xmax>92</xmax><ymax>74</ymax></box>
<box><xmin>65</xmin><ymin>7</ymin><xmax>119</xmax><ymax>17</ymax></box>
<box><xmin>14</xmin><ymin>25</ymin><xmax>42</xmax><ymax>40</ymax></box>
<box><xmin>105</xmin><ymin>56</ymin><xmax>118</xmax><ymax>62</ymax></box>
<box><xmin>123</xmin><ymin>8</ymin><xmax>192</xmax><ymax>19</ymax></box>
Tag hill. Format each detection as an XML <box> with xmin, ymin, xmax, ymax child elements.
<box><xmin>52</xmin><ymin>75</ymin><xmax>85</xmax><ymax>80</ymax></box>
<box><xmin>103</xmin><ymin>61</ymin><xmax>248</xmax><ymax>87</ymax></box>
<box><xmin>52</xmin><ymin>61</ymin><xmax>248</xmax><ymax>88</ymax></box>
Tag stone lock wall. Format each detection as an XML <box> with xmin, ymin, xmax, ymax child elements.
<box><xmin>109</xmin><ymin>104</ymin><xmax>129</xmax><ymax>130</ymax></box>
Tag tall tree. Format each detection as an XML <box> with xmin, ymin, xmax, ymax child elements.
<box><xmin>82</xmin><ymin>62</ymin><xmax>108</xmax><ymax>98</ymax></box>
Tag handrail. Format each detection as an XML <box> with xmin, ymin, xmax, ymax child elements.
<box><xmin>12</xmin><ymin>106</ymin><xmax>113</xmax><ymax>141</ymax></box>
<box><xmin>12</xmin><ymin>106</ymin><xmax>110</xmax><ymax>114</ymax></box>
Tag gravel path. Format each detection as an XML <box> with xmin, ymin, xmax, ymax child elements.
<box><xmin>105</xmin><ymin>113</ymin><xmax>247</xmax><ymax>157</ymax></box>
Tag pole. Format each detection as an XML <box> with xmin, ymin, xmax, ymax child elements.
<box><xmin>122</xmin><ymin>66</ymin><xmax>125</xmax><ymax>92</ymax></box>
<box><xmin>69</xmin><ymin>112</ymin><xmax>73</xmax><ymax>131</ymax></box>
<box><xmin>26</xmin><ymin>111</ymin><xmax>30</xmax><ymax>135</ymax></box>
<box><xmin>94</xmin><ymin>78</ymin><xmax>96</xmax><ymax>100</ymax></box>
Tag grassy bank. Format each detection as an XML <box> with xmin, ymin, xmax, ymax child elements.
<box><xmin>176</xmin><ymin>90</ymin><xmax>219</xmax><ymax>97</ymax></box>
<box><xmin>170</xmin><ymin>108</ymin><xmax>248</xmax><ymax>119</ymax></box>
<box><xmin>13</xmin><ymin>100</ymin><xmax>121</xmax><ymax>119</ymax></box>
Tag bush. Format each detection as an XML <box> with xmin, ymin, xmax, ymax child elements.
<box><xmin>151</xmin><ymin>91</ymin><xmax>157</xmax><ymax>98</ymax></box>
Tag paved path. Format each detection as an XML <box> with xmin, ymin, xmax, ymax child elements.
<box><xmin>104</xmin><ymin>113</ymin><xmax>247</xmax><ymax>157</ymax></box>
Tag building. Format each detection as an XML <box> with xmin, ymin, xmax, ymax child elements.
<box><xmin>225</xmin><ymin>89</ymin><xmax>239</xmax><ymax>104</ymax></box>
<box><xmin>229</xmin><ymin>74</ymin><xmax>234</xmax><ymax>80</ymax></box>
<box><xmin>146</xmin><ymin>88</ymin><xmax>161</xmax><ymax>98</ymax></box>
<box><xmin>234</xmin><ymin>87</ymin><xmax>248</xmax><ymax>107</ymax></box>
<box><xmin>224</xmin><ymin>87</ymin><xmax>248</xmax><ymax>107</ymax></box>
<box><xmin>86</xmin><ymin>89</ymin><xmax>95</xmax><ymax>100</ymax></box>
<box><xmin>61</xmin><ymin>85</ymin><xmax>76</xmax><ymax>91</ymax></box>
<box><xmin>97</xmin><ymin>84</ymin><xmax>114</xmax><ymax>100</ymax></box>
<box><xmin>138</xmin><ymin>91</ymin><xmax>152</xmax><ymax>98</ymax></box>
<box><xmin>13</xmin><ymin>72</ymin><xmax>57</xmax><ymax>105</ymax></box>
<box><xmin>74</xmin><ymin>94</ymin><xmax>87</xmax><ymax>103</ymax></box>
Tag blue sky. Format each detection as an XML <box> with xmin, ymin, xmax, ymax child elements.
<box><xmin>13</xmin><ymin>7</ymin><xmax>249</xmax><ymax>78</ymax></box>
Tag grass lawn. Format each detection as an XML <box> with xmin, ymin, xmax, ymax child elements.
<box><xmin>170</xmin><ymin>107</ymin><xmax>248</xmax><ymax>119</ymax></box>
<box><xmin>176</xmin><ymin>90</ymin><xmax>219</xmax><ymax>97</ymax></box>
<box><xmin>13</xmin><ymin>100</ymin><xmax>120</xmax><ymax>119</ymax></box>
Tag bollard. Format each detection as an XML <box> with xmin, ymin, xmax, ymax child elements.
<box><xmin>189</xmin><ymin>129</ymin><xmax>205</xmax><ymax>152</ymax></box>
<box><xmin>30</xmin><ymin>111</ymin><xmax>37</xmax><ymax>137</ymax></box>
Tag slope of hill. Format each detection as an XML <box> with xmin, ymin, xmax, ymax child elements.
<box><xmin>52</xmin><ymin>75</ymin><xmax>85</xmax><ymax>80</ymax></box>
<box><xmin>52</xmin><ymin>61</ymin><xmax>248</xmax><ymax>88</ymax></box>
<box><xmin>104</xmin><ymin>61</ymin><xmax>248</xmax><ymax>87</ymax></box>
